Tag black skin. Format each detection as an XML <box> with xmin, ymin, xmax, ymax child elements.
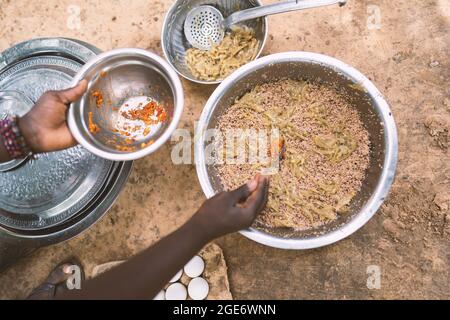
<box><xmin>61</xmin><ymin>176</ymin><xmax>269</xmax><ymax>300</ymax></box>
<box><xmin>0</xmin><ymin>83</ymin><xmax>270</xmax><ymax>300</ymax></box>
<box><xmin>0</xmin><ymin>81</ymin><xmax>87</xmax><ymax>162</ymax></box>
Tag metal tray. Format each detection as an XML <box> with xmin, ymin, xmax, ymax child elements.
<box><xmin>0</xmin><ymin>38</ymin><xmax>114</xmax><ymax>231</ymax></box>
<box><xmin>0</xmin><ymin>160</ymin><xmax>133</xmax><ymax>271</ymax></box>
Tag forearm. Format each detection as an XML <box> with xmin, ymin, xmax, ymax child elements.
<box><xmin>62</xmin><ymin>217</ymin><xmax>213</xmax><ymax>300</ymax></box>
<box><xmin>58</xmin><ymin>176</ymin><xmax>268</xmax><ymax>300</ymax></box>
<box><xmin>0</xmin><ymin>116</ymin><xmax>34</xmax><ymax>163</ymax></box>
<box><xmin>0</xmin><ymin>138</ymin><xmax>11</xmax><ymax>163</ymax></box>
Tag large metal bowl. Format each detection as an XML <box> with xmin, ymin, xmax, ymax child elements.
<box><xmin>195</xmin><ymin>52</ymin><xmax>398</xmax><ymax>249</ymax></box>
<box><xmin>161</xmin><ymin>0</ymin><xmax>268</xmax><ymax>85</ymax></box>
<box><xmin>69</xmin><ymin>48</ymin><xmax>184</xmax><ymax>161</ymax></box>
<box><xmin>0</xmin><ymin>38</ymin><xmax>133</xmax><ymax>271</ymax></box>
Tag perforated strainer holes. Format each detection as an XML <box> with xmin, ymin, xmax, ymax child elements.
<box><xmin>191</xmin><ymin>9</ymin><xmax>221</xmax><ymax>48</ymax></box>
<box><xmin>185</xmin><ymin>6</ymin><xmax>224</xmax><ymax>50</ymax></box>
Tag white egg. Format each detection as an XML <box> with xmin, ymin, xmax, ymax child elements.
<box><xmin>169</xmin><ymin>269</ymin><xmax>183</xmax><ymax>283</ymax></box>
<box><xmin>165</xmin><ymin>283</ymin><xmax>187</xmax><ymax>300</ymax></box>
<box><xmin>153</xmin><ymin>290</ymin><xmax>165</xmax><ymax>300</ymax></box>
<box><xmin>188</xmin><ymin>277</ymin><xmax>209</xmax><ymax>300</ymax></box>
<box><xmin>184</xmin><ymin>255</ymin><xmax>205</xmax><ymax>278</ymax></box>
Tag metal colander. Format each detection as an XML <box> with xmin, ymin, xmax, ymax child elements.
<box><xmin>184</xmin><ymin>6</ymin><xmax>225</xmax><ymax>50</ymax></box>
<box><xmin>161</xmin><ymin>0</ymin><xmax>268</xmax><ymax>84</ymax></box>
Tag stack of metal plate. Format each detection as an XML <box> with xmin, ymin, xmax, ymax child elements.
<box><xmin>0</xmin><ymin>38</ymin><xmax>132</xmax><ymax>270</ymax></box>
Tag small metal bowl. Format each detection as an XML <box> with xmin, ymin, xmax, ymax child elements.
<box><xmin>161</xmin><ymin>0</ymin><xmax>268</xmax><ymax>85</ymax></box>
<box><xmin>69</xmin><ymin>48</ymin><xmax>184</xmax><ymax>161</ymax></box>
<box><xmin>196</xmin><ymin>52</ymin><xmax>398</xmax><ymax>249</ymax></box>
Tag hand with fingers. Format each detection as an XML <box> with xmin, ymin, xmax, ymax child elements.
<box><xmin>192</xmin><ymin>175</ymin><xmax>270</xmax><ymax>240</ymax></box>
<box><xmin>18</xmin><ymin>80</ymin><xmax>87</xmax><ymax>153</ymax></box>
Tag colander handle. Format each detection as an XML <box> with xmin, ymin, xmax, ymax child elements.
<box><xmin>224</xmin><ymin>0</ymin><xmax>347</xmax><ymax>27</ymax></box>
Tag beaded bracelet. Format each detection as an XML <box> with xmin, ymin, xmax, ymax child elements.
<box><xmin>0</xmin><ymin>116</ymin><xmax>32</xmax><ymax>159</ymax></box>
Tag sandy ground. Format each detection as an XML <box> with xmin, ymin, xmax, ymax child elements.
<box><xmin>0</xmin><ymin>0</ymin><xmax>449</xmax><ymax>299</ymax></box>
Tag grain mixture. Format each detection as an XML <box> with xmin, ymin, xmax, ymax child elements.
<box><xmin>185</xmin><ymin>26</ymin><xmax>259</xmax><ymax>81</ymax></box>
<box><xmin>216</xmin><ymin>79</ymin><xmax>371</xmax><ymax>230</ymax></box>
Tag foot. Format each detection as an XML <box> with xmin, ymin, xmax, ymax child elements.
<box><xmin>27</xmin><ymin>262</ymin><xmax>84</xmax><ymax>300</ymax></box>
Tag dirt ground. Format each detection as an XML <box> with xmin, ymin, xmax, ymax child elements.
<box><xmin>0</xmin><ymin>0</ymin><xmax>449</xmax><ymax>299</ymax></box>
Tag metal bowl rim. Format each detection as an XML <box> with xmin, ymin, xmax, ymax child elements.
<box><xmin>68</xmin><ymin>48</ymin><xmax>184</xmax><ymax>161</ymax></box>
<box><xmin>195</xmin><ymin>51</ymin><xmax>398</xmax><ymax>250</ymax></box>
<box><xmin>161</xmin><ymin>0</ymin><xmax>269</xmax><ymax>85</ymax></box>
